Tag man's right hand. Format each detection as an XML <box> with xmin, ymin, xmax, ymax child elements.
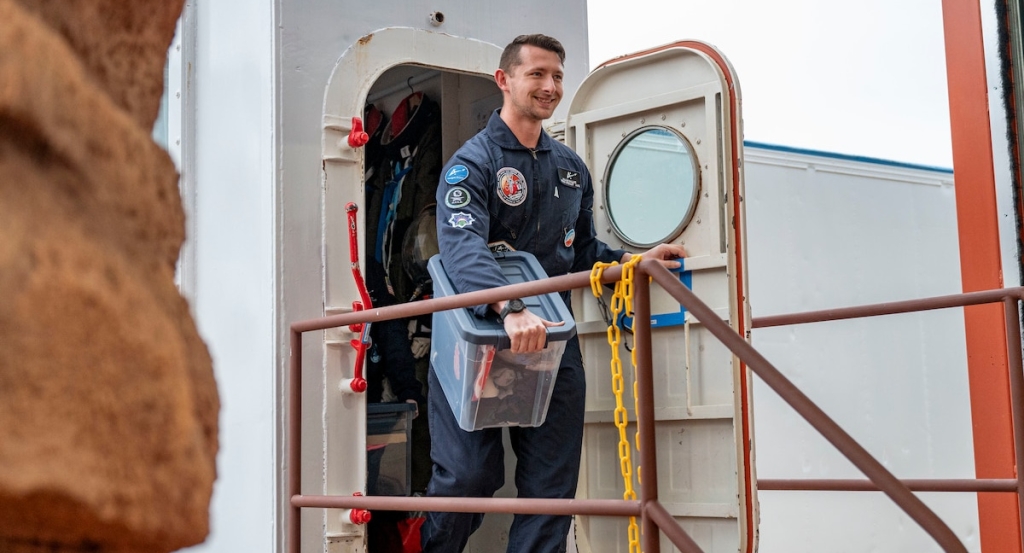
<box><xmin>502</xmin><ymin>308</ymin><xmax>564</xmax><ymax>353</ymax></box>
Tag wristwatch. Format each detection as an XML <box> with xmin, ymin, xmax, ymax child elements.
<box><xmin>498</xmin><ymin>298</ymin><xmax>526</xmax><ymax>323</ymax></box>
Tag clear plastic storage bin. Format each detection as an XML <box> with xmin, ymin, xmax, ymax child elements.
<box><xmin>366</xmin><ymin>402</ymin><xmax>416</xmax><ymax>496</ymax></box>
<box><xmin>427</xmin><ymin>251</ymin><xmax>576</xmax><ymax>431</ymax></box>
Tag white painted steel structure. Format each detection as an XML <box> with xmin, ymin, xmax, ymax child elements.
<box><xmin>744</xmin><ymin>145</ymin><xmax>978</xmax><ymax>552</ymax></box>
<box><xmin>566</xmin><ymin>43</ymin><xmax>753</xmax><ymax>553</ymax></box>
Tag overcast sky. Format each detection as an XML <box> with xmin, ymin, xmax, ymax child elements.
<box><xmin>587</xmin><ymin>0</ymin><xmax>955</xmax><ymax>168</ymax></box>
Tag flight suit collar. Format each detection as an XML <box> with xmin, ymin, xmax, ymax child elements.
<box><xmin>486</xmin><ymin>109</ymin><xmax>552</xmax><ymax>152</ymax></box>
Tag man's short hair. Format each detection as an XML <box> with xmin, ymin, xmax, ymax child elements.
<box><xmin>499</xmin><ymin>34</ymin><xmax>566</xmax><ymax>73</ymax></box>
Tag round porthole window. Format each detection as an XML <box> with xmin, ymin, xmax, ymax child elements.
<box><xmin>604</xmin><ymin>126</ymin><xmax>700</xmax><ymax>248</ymax></box>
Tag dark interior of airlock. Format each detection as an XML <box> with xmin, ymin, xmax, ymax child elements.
<box><xmin>360</xmin><ymin>64</ymin><xmax>498</xmax><ymax>552</ymax></box>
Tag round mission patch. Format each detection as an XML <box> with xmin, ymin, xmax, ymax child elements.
<box><xmin>445</xmin><ymin>164</ymin><xmax>469</xmax><ymax>184</ymax></box>
<box><xmin>496</xmin><ymin>167</ymin><xmax>527</xmax><ymax>206</ymax></box>
<box><xmin>445</xmin><ymin>186</ymin><xmax>471</xmax><ymax>209</ymax></box>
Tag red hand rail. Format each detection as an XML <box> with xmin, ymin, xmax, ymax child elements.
<box><xmin>344</xmin><ymin>202</ymin><xmax>370</xmax><ymax>393</ymax></box>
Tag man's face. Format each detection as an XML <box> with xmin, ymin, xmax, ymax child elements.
<box><xmin>500</xmin><ymin>45</ymin><xmax>564</xmax><ymax>122</ymax></box>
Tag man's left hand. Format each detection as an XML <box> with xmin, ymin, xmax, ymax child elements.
<box><xmin>624</xmin><ymin>243</ymin><xmax>687</xmax><ymax>269</ymax></box>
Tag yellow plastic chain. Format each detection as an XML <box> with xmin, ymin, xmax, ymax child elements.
<box><xmin>590</xmin><ymin>255</ymin><xmax>643</xmax><ymax>553</ymax></box>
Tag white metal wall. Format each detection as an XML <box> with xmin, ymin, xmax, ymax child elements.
<box><xmin>980</xmin><ymin>0</ymin><xmax>1021</xmax><ymax>289</ymax></box>
<box><xmin>743</xmin><ymin>144</ymin><xmax>978</xmax><ymax>552</ymax></box>
<box><xmin>175</xmin><ymin>0</ymin><xmax>277</xmax><ymax>552</ymax></box>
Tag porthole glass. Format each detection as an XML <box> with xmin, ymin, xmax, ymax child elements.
<box><xmin>604</xmin><ymin>127</ymin><xmax>700</xmax><ymax>247</ymax></box>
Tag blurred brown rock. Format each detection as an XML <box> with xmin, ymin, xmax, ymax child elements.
<box><xmin>0</xmin><ymin>1</ymin><xmax>219</xmax><ymax>552</ymax></box>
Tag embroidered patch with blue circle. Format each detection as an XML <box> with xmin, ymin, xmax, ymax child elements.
<box><xmin>445</xmin><ymin>164</ymin><xmax>469</xmax><ymax>184</ymax></box>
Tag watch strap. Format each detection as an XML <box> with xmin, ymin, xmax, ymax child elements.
<box><xmin>498</xmin><ymin>298</ymin><xmax>525</xmax><ymax>322</ymax></box>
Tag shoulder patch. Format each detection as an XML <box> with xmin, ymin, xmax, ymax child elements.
<box><xmin>448</xmin><ymin>212</ymin><xmax>475</xmax><ymax>229</ymax></box>
<box><xmin>558</xmin><ymin>167</ymin><xmax>581</xmax><ymax>188</ymax></box>
<box><xmin>444</xmin><ymin>186</ymin><xmax>471</xmax><ymax>209</ymax></box>
<box><xmin>496</xmin><ymin>167</ymin><xmax>528</xmax><ymax>206</ymax></box>
<box><xmin>445</xmin><ymin>165</ymin><xmax>469</xmax><ymax>184</ymax></box>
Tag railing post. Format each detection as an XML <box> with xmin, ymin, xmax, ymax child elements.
<box><xmin>1002</xmin><ymin>296</ymin><xmax>1024</xmax><ymax>553</ymax></box>
<box><xmin>289</xmin><ymin>328</ymin><xmax>302</xmax><ymax>553</ymax></box>
<box><xmin>633</xmin><ymin>268</ymin><xmax>661</xmax><ymax>553</ymax></box>
<box><xmin>634</xmin><ymin>267</ymin><xmax>707</xmax><ymax>553</ymax></box>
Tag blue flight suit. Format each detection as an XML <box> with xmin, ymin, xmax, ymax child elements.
<box><xmin>422</xmin><ymin>110</ymin><xmax>626</xmax><ymax>553</ymax></box>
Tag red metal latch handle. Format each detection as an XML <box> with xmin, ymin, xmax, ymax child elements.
<box><xmin>344</xmin><ymin>202</ymin><xmax>372</xmax><ymax>393</ymax></box>
<box><xmin>346</xmin><ymin>492</ymin><xmax>372</xmax><ymax>524</ymax></box>
<box><xmin>347</xmin><ymin>116</ymin><xmax>369</xmax><ymax>148</ymax></box>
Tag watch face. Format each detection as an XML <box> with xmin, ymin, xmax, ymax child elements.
<box><xmin>500</xmin><ymin>298</ymin><xmax>526</xmax><ymax>322</ymax></box>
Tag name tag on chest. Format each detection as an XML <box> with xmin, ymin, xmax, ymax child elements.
<box><xmin>558</xmin><ymin>168</ymin><xmax>581</xmax><ymax>188</ymax></box>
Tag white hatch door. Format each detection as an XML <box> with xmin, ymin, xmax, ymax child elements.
<box><xmin>566</xmin><ymin>41</ymin><xmax>756</xmax><ymax>553</ymax></box>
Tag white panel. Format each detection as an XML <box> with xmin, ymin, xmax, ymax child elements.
<box><xmin>658</xmin><ymin>420</ymin><xmax>739</xmax><ymax>504</ymax></box>
<box><xmin>180</xmin><ymin>0</ymin><xmax>277</xmax><ymax>552</ymax></box>
<box><xmin>744</xmin><ymin>145</ymin><xmax>978</xmax><ymax>552</ymax></box>
<box><xmin>758</xmin><ymin>492</ymin><xmax>980</xmax><ymax>552</ymax></box>
<box><xmin>569</xmin><ymin>43</ymin><xmax>752</xmax><ymax>553</ymax></box>
<box><xmin>683</xmin><ymin>326</ymin><xmax>735</xmax><ymax>409</ymax></box>
<box><xmin>979</xmin><ymin>2</ymin><xmax>1021</xmax><ymax>288</ymax></box>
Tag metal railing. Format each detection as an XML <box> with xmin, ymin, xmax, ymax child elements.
<box><xmin>750</xmin><ymin>286</ymin><xmax>1024</xmax><ymax>553</ymax></box>
<box><xmin>288</xmin><ymin>261</ymin><xmax>1024</xmax><ymax>553</ymax></box>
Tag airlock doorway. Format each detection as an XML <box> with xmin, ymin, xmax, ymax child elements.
<box><xmin>318</xmin><ymin>29</ymin><xmax>755</xmax><ymax>553</ymax></box>
<box><xmin>320</xmin><ymin>28</ymin><xmax>503</xmax><ymax>552</ymax></box>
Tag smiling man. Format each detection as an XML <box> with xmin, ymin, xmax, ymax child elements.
<box><xmin>423</xmin><ymin>34</ymin><xmax>685</xmax><ymax>553</ymax></box>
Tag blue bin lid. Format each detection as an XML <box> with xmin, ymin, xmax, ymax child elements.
<box><xmin>427</xmin><ymin>251</ymin><xmax>577</xmax><ymax>348</ymax></box>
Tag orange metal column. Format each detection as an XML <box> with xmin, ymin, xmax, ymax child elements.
<box><xmin>941</xmin><ymin>0</ymin><xmax>1020</xmax><ymax>551</ymax></box>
